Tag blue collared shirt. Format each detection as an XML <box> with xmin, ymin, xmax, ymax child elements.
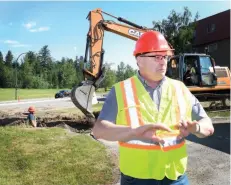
<box><xmin>98</xmin><ymin>73</ymin><xmax>208</xmax><ymax>123</ymax></box>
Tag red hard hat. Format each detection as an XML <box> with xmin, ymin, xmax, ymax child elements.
<box><xmin>133</xmin><ymin>31</ymin><xmax>174</xmax><ymax>56</ymax></box>
<box><xmin>28</xmin><ymin>106</ymin><xmax>35</xmax><ymax>113</ymax></box>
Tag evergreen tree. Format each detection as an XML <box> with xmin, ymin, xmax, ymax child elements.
<box><xmin>5</xmin><ymin>50</ymin><xmax>14</xmax><ymax>67</ymax></box>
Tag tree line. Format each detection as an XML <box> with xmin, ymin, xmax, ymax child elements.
<box><xmin>0</xmin><ymin>7</ymin><xmax>198</xmax><ymax>90</ymax></box>
<box><xmin>0</xmin><ymin>46</ymin><xmax>136</xmax><ymax>89</ymax></box>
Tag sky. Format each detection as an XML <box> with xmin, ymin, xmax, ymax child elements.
<box><xmin>0</xmin><ymin>1</ymin><xmax>230</xmax><ymax>70</ymax></box>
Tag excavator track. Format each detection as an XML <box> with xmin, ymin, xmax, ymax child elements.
<box><xmin>204</xmin><ymin>99</ymin><xmax>230</xmax><ymax>112</ymax></box>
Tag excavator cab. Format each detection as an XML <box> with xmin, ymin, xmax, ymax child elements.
<box><xmin>198</xmin><ymin>55</ymin><xmax>218</xmax><ymax>86</ymax></box>
<box><xmin>167</xmin><ymin>53</ymin><xmax>217</xmax><ymax>87</ymax></box>
<box><xmin>167</xmin><ymin>53</ymin><xmax>230</xmax><ymax>106</ymax></box>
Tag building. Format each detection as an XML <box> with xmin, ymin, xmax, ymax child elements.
<box><xmin>193</xmin><ymin>9</ymin><xmax>230</xmax><ymax>68</ymax></box>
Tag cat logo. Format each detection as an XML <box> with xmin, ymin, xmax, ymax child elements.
<box><xmin>128</xmin><ymin>29</ymin><xmax>143</xmax><ymax>38</ymax></box>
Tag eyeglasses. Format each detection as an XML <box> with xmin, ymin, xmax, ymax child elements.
<box><xmin>138</xmin><ymin>55</ymin><xmax>169</xmax><ymax>60</ymax></box>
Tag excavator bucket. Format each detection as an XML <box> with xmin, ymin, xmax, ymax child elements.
<box><xmin>71</xmin><ymin>82</ymin><xmax>96</xmax><ymax>119</ymax></box>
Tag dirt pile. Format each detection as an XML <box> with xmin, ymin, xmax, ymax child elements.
<box><xmin>37</xmin><ymin>115</ymin><xmax>94</xmax><ymax>133</ymax></box>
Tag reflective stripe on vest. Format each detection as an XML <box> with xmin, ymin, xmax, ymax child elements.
<box><xmin>119</xmin><ymin>76</ymin><xmax>188</xmax><ymax>151</ymax></box>
<box><xmin>114</xmin><ymin>75</ymin><xmax>191</xmax><ymax>180</ymax></box>
<box><xmin>120</xmin><ymin>77</ymin><xmax>144</xmax><ymax>127</ymax></box>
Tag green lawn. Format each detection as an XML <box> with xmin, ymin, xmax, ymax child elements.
<box><xmin>0</xmin><ymin>88</ymin><xmax>65</xmax><ymax>101</ymax></box>
<box><xmin>96</xmin><ymin>88</ymin><xmax>111</xmax><ymax>93</ymax></box>
<box><xmin>0</xmin><ymin>88</ymin><xmax>109</xmax><ymax>101</ymax></box>
<box><xmin>0</xmin><ymin>127</ymin><xmax>115</xmax><ymax>185</ymax></box>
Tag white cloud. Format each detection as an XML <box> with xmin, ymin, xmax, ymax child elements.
<box><xmin>4</xmin><ymin>40</ymin><xmax>19</xmax><ymax>44</ymax></box>
<box><xmin>29</xmin><ymin>29</ymin><xmax>37</xmax><ymax>32</ymax></box>
<box><xmin>3</xmin><ymin>40</ymin><xmax>30</xmax><ymax>48</ymax></box>
<box><xmin>29</xmin><ymin>26</ymin><xmax>50</xmax><ymax>32</ymax></box>
<box><xmin>74</xmin><ymin>46</ymin><xmax>77</xmax><ymax>51</ymax></box>
<box><xmin>38</xmin><ymin>27</ymin><xmax>50</xmax><ymax>31</ymax></box>
<box><xmin>23</xmin><ymin>21</ymin><xmax>50</xmax><ymax>33</ymax></box>
<box><xmin>11</xmin><ymin>44</ymin><xmax>30</xmax><ymax>48</ymax></box>
<box><xmin>23</xmin><ymin>21</ymin><xmax>36</xmax><ymax>29</ymax></box>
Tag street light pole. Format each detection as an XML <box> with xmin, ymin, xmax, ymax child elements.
<box><xmin>15</xmin><ymin>52</ymin><xmax>27</xmax><ymax>100</ymax></box>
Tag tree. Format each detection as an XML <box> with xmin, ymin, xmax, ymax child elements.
<box><xmin>34</xmin><ymin>54</ymin><xmax>43</xmax><ymax>75</ymax></box>
<box><xmin>0</xmin><ymin>47</ymin><xmax>138</xmax><ymax>89</ymax></box>
<box><xmin>153</xmin><ymin>7</ymin><xmax>199</xmax><ymax>54</ymax></box>
<box><xmin>124</xmin><ymin>64</ymin><xmax>136</xmax><ymax>79</ymax></box>
<box><xmin>57</xmin><ymin>57</ymin><xmax>77</xmax><ymax>88</ymax></box>
<box><xmin>5</xmin><ymin>50</ymin><xmax>14</xmax><ymax>67</ymax></box>
<box><xmin>0</xmin><ymin>51</ymin><xmax>4</xmax><ymax>65</ymax></box>
<box><xmin>0</xmin><ymin>51</ymin><xmax>4</xmax><ymax>87</ymax></box>
<box><xmin>0</xmin><ymin>66</ymin><xmax>14</xmax><ymax>87</ymax></box>
<box><xmin>26</xmin><ymin>51</ymin><xmax>37</xmax><ymax>65</ymax></box>
<box><xmin>0</xmin><ymin>51</ymin><xmax>5</xmax><ymax>87</ymax></box>
<box><xmin>38</xmin><ymin>45</ymin><xmax>52</xmax><ymax>69</ymax></box>
<box><xmin>116</xmin><ymin>62</ymin><xmax>126</xmax><ymax>82</ymax></box>
<box><xmin>20</xmin><ymin>58</ymin><xmax>34</xmax><ymax>88</ymax></box>
<box><xmin>100</xmin><ymin>63</ymin><xmax>116</xmax><ymax>91</ymax></box>
<box><xmin>31</xmin><ymin>76</ymin><xmax>50</xmax><ymax>89</ymax></box>
<box><xmin>38</xmin><ymin>45</ymin><xmax>55</xmax><ymax>86</ymax></box>
<box><xmin>74</xmin><ymin>55</ymin><xmax>84</xmax><ymax>85</ymax></box>
<box><xmin>1</xmin><ymin>51</ymin><xmax>14</xmax><ymax>87</ymax></box>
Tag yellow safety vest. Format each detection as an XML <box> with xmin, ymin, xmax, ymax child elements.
<box><xmin>114</xmin><ymin>75</ymin><xmax>192</xmax><ymax>180</ymax></box>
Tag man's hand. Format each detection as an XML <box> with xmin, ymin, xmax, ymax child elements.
<box><xmin>131</xmin><ymin>124</ymin><xmax>172</xmax><ymax>144</ymax></box>
<box><xmin>178</xmin><ymin>120</ymin><xmax>198</xmax><ymax>138</ymax></box>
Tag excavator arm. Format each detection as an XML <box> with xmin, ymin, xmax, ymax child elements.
<box><xmin>71</xmin><ymin>8</ymin><xmax>152</xmax><ymax>118</ymax></box>
<box><xmin>83</xmin><ymin>8</ymin><xmax>150</xmax><ymax>82</ymax></box>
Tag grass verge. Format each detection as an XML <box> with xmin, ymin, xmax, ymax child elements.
<box><xmin>0</xmin><ymin>127</ymin><xmax>115</xmax><ymax>185</ymax></box>
<box><xmin>207</xmin><ymin>110</ymin><xmax>230</xmax><ymax>118</ymax></box>
<box><xmin>35</xmin><ymin>103</ymin><xmax>104</xmax><ymax>117</ymax></box>
<box><xmin>0</xmin><ymin>88</ymin><xmax>67</xmax><ymax>101</ymax></box>
<box><xmin>0</xmin><ymin>88</ymin><xmax>109</xmax><ymax>102</ymax></box>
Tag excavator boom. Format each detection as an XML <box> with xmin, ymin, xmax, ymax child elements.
<box><xmin>71</xmin><ymin>8</ymin><xmax>151</xmax><ymax>118</ymax></box>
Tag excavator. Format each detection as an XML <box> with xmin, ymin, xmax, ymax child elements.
<box><xmin>71</xmin><ymin>8</ymin><xmax>230</xmax><ymax>118</ymax></box>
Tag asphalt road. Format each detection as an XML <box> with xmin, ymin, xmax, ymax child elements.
<box><xmin>0</xmin><ymin>94</ymin><xmax>107</xmax><ymax>112</ymax></box>
<box><xmin>0</xmin><ymin>97</ymin><xmax>76</xmax><ymax>112</ymax></box>
<box><xmin>187</xmin><ymin>139</ymin><xmax>230</xmax><ymax>185</ymax></box>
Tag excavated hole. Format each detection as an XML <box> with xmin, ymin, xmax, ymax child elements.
<box><xmin>0</xmin><ymin>111</ymin><xmax>100</xmax><ymax>134</ymax></box>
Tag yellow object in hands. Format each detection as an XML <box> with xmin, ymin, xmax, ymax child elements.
<box><xmin>155</xmin><ymin>124</ymin><xmax>181</xmax><ymax>152</ymax></box>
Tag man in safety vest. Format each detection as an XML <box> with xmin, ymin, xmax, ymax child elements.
<box><xmin>92</xmin><ymin>31</ymin><xmax>214</xmax><ymax>185</ymax></box>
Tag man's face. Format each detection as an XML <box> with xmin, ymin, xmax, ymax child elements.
<box><xmin>187</xmin><ymin>64</ymin><xmax>192</xmax><ymax>70</ymax></box>
<box><xmin>136</xmin><ymin>52</ymin><xmax>170</xmax><ymax>81</ymax></box>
